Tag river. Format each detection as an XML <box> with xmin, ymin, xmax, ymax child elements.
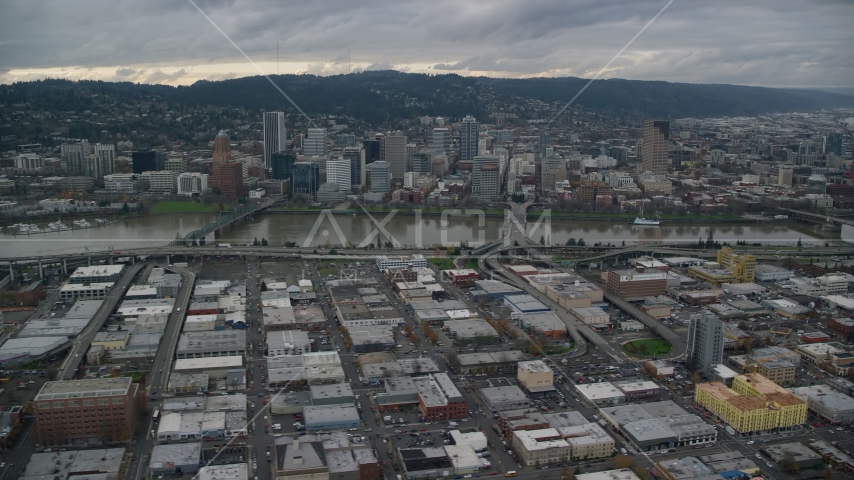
<box><xmin>0</xmin><ymin>212</ymin><xmax>837</xmax><ymax>258</ymax></box>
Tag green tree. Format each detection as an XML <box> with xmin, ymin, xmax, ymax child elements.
<box><xmin>253</xmin><ymin>237</ymin><xmax>259</xmax><ymax>246</ymax></box>
<box><xmin>577</xmin><ymin>238</ymin><xmax>586</xmax><ymax>246</ymax></box>
<box><xmin>797</xmin><ymin>238</ymin><xmax>803</xmax><ymax>248</ymax></box>
<box><xmin>566</xmin><ymin>238</ymin><xmax>577</xmax><ymax>246</ymax></box>
<box><xmin>122</xmin><ymin>202</ymin><xmax>129</xmax><ymax>214</ymax></box>
<box><xmin>540</xmin><ymin>235</ymin><xmax>545</xmax><ymax>245</ymax></box>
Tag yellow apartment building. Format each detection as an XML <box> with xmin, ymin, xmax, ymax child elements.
<box><xmin>694</xmin><ymin>373</ymin><xmax>806</xmax><ymax>435</ymax></box>
<box><xmin>717</xmin><ymin>247</ymin><xmax>756</xmax><ymax>283</ymax></box>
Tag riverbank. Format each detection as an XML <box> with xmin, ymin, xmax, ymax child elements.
<box><xmin>263</xmin><ymin>206</ymin><xmax>766</xmax><ymax>224</ymax></box>
<box><xmin>149</xmin><ymin>200</ymin><xmax>230</xmax><ymax>214</ymax></box>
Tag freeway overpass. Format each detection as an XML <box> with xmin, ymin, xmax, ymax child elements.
<box><xmin>6</xmin><ymin>242</ymin><xmax>854</xmax><ymax>282</ymax></box>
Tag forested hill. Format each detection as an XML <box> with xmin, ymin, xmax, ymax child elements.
<box><xmin>2</xmin><ymin>71</ymin><xmax>852</xmax><ymax>125</ymax></box>
<box><xmin>476</xmin><ymin>76</ymin><xmax>854</xmax><ymax>118</ymax></box>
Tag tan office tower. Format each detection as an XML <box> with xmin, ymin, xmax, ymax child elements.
<box><xmin>641</xmin><ymin>120</ymin><xmax>670</xmax><ymax>175</ymax></box>
<box><xmin>211</xmin><ymin>130</ymin><xmax>232</xmax><ymax>186</ymax></box>
<box><xmin>380</xmin><ymin>133</ymin><xmax>407</xmax><ymax>181</ymax></box>
<box><xmin>778</xmin><ymin>165</ymin><xmax>793</xmax><ymax>186</ymax></box>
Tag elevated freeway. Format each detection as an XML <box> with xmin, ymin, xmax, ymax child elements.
<box><xmin>145</xmin><ymin>265</ymin><xmax>196</xmax><ymax>399</ymax></box>
<box><xmin>5</xmin><ymin>243</ymin><xmax>854</xmax><ymax>280</ymax></box>
<box><xmin>56</xmin><ymin>263</ymin><xmax>144</xmax><ymax>379</ymax></box>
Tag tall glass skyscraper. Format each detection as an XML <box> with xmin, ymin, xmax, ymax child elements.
<box><xmin>263</xmin><ymin>112</ymin><xmax>286</xmax><ymax>169</ymax></box>
<box><xmin>459</xmin><ymin>115</ymin><xmax>478</xmax><ymax>161</ymax></box>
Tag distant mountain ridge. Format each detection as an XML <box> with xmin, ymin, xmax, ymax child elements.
<box><xmin>476</xmin><ymin>76</ymin><xmax>854</xmax><ymax>118</ymax></box>
<box><xmin>3</xmin><ymin>71</ymin><xmax>852</xmax><ymax>123</ymax></box>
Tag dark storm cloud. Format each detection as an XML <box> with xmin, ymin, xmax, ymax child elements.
<box><xmin>0</xmin><ymin>0</ymin><xmax>850</xmax><ymax>88</ymax></box>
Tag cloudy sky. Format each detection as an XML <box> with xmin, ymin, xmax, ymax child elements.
<box><xmin>0</xmin><ymin>0</ymin><xmax>851</xmax><ymax>89</ymax></box>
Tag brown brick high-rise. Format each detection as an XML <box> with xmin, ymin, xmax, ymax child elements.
<box><xmin>606</xmin><ymin>268</ymin><xmax>667</xmax><ymax>298</ymax></box>
<box><xmin>34</xmin><ymin>377</ymin><xmax>138</xmax><ymax>447</ymax></box>
<box><xmin>219</xmin><ymin>162</ymin><xmax>244</xmax><ymax>199</ymax></box>
<box><xmin>210</xmin><ymin>129</ymin><xmax>232</xmax><ymax>187</ymax></box>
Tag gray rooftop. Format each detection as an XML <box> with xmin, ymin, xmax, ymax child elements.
<box><xmin>480</xmin><ymin>385</ymin><xmax>527</xmax><ymax>404</ymax></box>
<box><xmin>658</xmin><ymin>456</ymin><xmax>714</xmax><ymax>480</ymax></box>
<box><xmin>35</xmin><ymin>377</ymin><xmax>133</xmax><ymax>401</ymax></box>
<box><xmin>310</xmin><ymin>383</ymin><xmax>354</xmax><ymax>401</ymax></box>
<box><xmin>150</xmin><ymin>443</ymin><xmax>201</xmax><ymax>468</ymax></box>
<box><xmin>791</xmin><ymin>385</ymin><xmax>854</xmax><ymax>413</ymax></box>
<box><xmin>303</xmin><ymin>404</ymin><xmax>360</xmax><ymax>425</ymax></box>
<box><xmin>456</xmin><ymin>350</ymin><xmax>527</xmax><ymax>366</ymax></box>
<box><xmin>763</xmin><ymin>441</ymin><xmax>822</xmax><ymax>463</ymax></box>
<box><xmin>543</xmin><ymin>411</ymin><xmax>589</xmax><ymax>428</ymax></box>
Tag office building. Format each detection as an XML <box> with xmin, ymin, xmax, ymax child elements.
<box><xmin>316</xmin><ymin>183</ymin><xmax>345</xmax><ymax>203</ymax></box>
<box><xmin>363</xmin><ymin>138</ymin><xmax>381</xmax><ymax>164</ymax></box>
<box><xmin>336</xmin><ymin>133</ymin><xmax>356</xmax><ymax>147</ymax></box>
<box><xmin>460</xmin><ymin>115</ymin><xmax>479</xmax><ymax>161</ymax></box>
<box><xmin>511</xmin><ymin>428</ymin><xmax>571</xmax><ymax>466</ymax></box>
<box><xmin>411</xmin><ymin>152</ymin><xmax>431</xmax><ymax>174</ymax></box>
<box><xmin>578</xmin><ymin>181</ymin><xmax>612</xmax><ymax>204</ymax></box>
<box><xmin>472</xmin><ymin>155</ymin><xmax>500</xmax><ymax>199</ymax></box>
<box><xmin>605</xmin><ymin>268</ymin><xmax>666</xmax><ymax>298</ymax></box>
<box><xmin>716</xmin><ymin>247</ymin><xmax>756</xmax><ymax>283</ymax></box>
<box><xmin>791</xmin><ymin>385</ymin><xmax>854</xmax><ymax>424</ymax></box>
<box><xmin>62</xmin><ymin>140</ymin><xmax>90</xmax><ymax>173</ymax></box>
<box><xmin>828</xmin><ymin>133</ymin><xmax>844</xmax><ymax>156</ymax></box>
<box><xmin>211</xmin><ymin>130</ymin><xmax>231</xmax><ymax>179</ymax></box>
<box><xmin>695</xmin><ymin>373</ymin><xmax>807</xmax><ymax>434</ymax></box>
<box><xmin>141</xmin><ymin>170</ymin><xmax>178</xmax><ymax>195</ymax></box>
<box><xmin>431</xmin><ymin>127</ymin><xmax>451</xmax><ymax>155</ymax></box>
<box><xmin>686</xmin><ymin>312</ymin><xmax>724</xmax><ymax>377</ymax></box>
<box><xmin>34</xmin><ymin>377</ymin><xmax>139</xmax><ymax>446</ymax></box>
<box><xmin>292</xmin><ymin>162</ymin><xmax>320</xmax><ymax>194</ymax></box>
<box><xmin>177</xmin><ymin>172</ymin><xmax>209</xmax><ymax>197</ymax></box>
<box><xmin>381</xmin><ymin>134</ymin><xmax>407</xmax><ymax>180</ymax></box>
<box><xmin>326</xmin><ymin>159</ymin><xmax>352</xmax><ymax>192</ymax></box>
<box><xmin>778</xmin><ymin>165</ymin><xmax>794</xmax><ymax>186</ymax></box>
<box><xmin>478</xmin><ymin>164</ymin><xmax>500</xmax><ymax>200</ymax></box>
<box><xmin>517</xmin><ymin>360</ymin><xmax>555</xmax><ymax>397</ymax></box>
<box><xmin>559</xmin><ymin>423</ymin><xmax>615</xmax><ymax>461</ymax></box>
<box><xmin>369</xmin><ymin>161</ymin><xmax>391</xmax><ymax>193</ymax></box>
<box><xmin>164</xmin><ymin>153</ymin><xmax>187</xmax><ymax>173</ymax></box>
<box><xmin>218</xmin><ymin>162</ymin><xmax>244</xmax><ymax>198</ymax></box>
<box><xmin>104</xmin><ymin>173</ymin><xmax>140</xmax><ymax>194</ymax></box>
<box><xmin>807</xmin><ymin>174</ymin><xmax>827</xmax><ymax>195</ymax></box>
<box><xmin>271</xmin><ymin>150</ymin><xmax>297</xmax><ymax>180</ymax></box>
<box><xmin>539</xmin><ymin>132</ymin><xmax>550</xmax><ymax>157</ymax></box>
<box><xmin>303</xmin><ymin>128</ymin><xmax>326</xmax><ymax>156</ymax></box>
<box><xmin>541</xmin><ymin>157</ymin><xmax>567</xmax><ymax>195</ymax></box>
<box><xmin>343</xmin><ymin>146</ymin><xmax>364</xmax><ymax>189</ymax></box>
<box><xmin>263</xmin><ymin>112</ymin><xmax>287</xmax><ymax>168</ymax></box>
<box><xmin>641</xmin><ymin>120</ymin><xmax>669</xmax><ymax>175</ymax></box>
<box><xmin>92</xmin><ymin>143</ymin><xmax>115</xmax><ymax>179</ymax></box>
<box><xmin>132</xmin><ymin>149</ymin><xmax>157</xmax><ymax>174</ymax></box>
<box><xmin>599</xmin><ymin>401</ymin><xmax>716</xmax><ymax>451</ymax></box>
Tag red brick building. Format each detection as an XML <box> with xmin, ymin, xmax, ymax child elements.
<box><xmin>384</xmin><ymin>267</ymin><xmax>417</xmax><ymax>283</ymax></box>
<box><xmin>34</xmin><ymin>377</ymin><xmax>139</xmax><ymax>447</ymax></box>
<box><xmin>829</xmin><ymin>317</ymin><xmax>854</xmax><ymax>340</ymax></box>
<box><xmin>497</xmin><ymin>408</ymin><xmax>549</xmax><ymax>440</ymax></box>
<box><xmin>15</xmin><ymin>280</ymin><xmax>45</xmax><ymax>306</ymax></box>
<box><xmin>442</xmin><ymin>269</ymin><xmax>481</xmax><ymax>287</ymax></box>
<box><xmin>417</xmin><ymin>373</ymin><xmax>467</xmax><ymax>421</ymax></box>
